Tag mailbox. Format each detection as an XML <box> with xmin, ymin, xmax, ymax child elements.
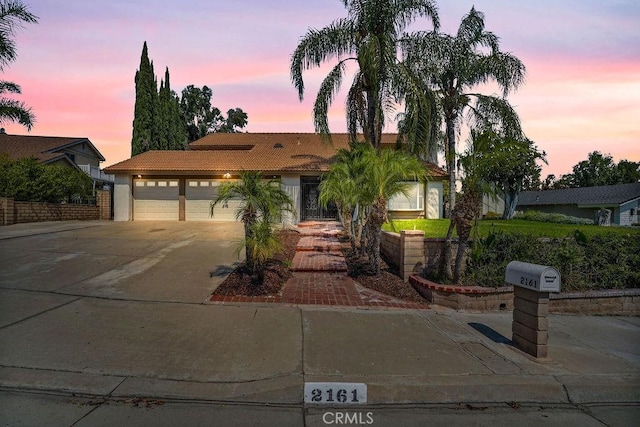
<box><xmin>505</xmin><ymin>261</ymin><xmax>561</xmax><ymax>293</ymax></box>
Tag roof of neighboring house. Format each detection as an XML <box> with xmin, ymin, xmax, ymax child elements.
<box><xmin>105</xmin><ymin>133</ymin><xmax>448</xmax><ymax>178</ymax></box>
<box><xmin>0</xmin><ymin>133</ymin><xmax>105</xmax><ymax>163</ymax></box>
<box><xmin>518</xmin><ymin>182</ymin><xmax>640</xmax><ymax>207</ymax></box>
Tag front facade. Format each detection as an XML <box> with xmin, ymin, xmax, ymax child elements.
<box><xmin>517</xmin><ymin>183</ymin><xmax>640</xmax><ymax>226</ymax></box>
<box><xmin>105</xmin><ymin>133</ymin><xmax>446</xmax><ymax>224</ymax></box>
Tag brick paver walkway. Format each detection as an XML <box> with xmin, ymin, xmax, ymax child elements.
<box><xmin>210</xmin><ymin>221</ymin><xmax>427</xmax><ymax>309</ymax></box>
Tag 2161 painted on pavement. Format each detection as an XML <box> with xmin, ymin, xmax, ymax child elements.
<box><xmin>304</xmin><ymin>382</ymin><xmax>367</xmax><ymax>404</ymax></box>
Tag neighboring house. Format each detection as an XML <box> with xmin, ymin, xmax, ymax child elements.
<box><xmin>0</xmin><ymin>132</ymin><xmax>114</xmax><ymax>188</ymax></box>
<box><xmin>517</xmin><ymin>183</ymin><xmax>640</xmax><ymax>226</ymax></box>
<box><xmin>105</xmin><ymin>133</ymin><xmax>447</xmax><ymax>223</ymax></box>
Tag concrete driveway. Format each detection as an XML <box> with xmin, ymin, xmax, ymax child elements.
<box><xmin>0</xmin><ymin>220</ymin><xmax>244</xmax><ymax>304</ymax></box>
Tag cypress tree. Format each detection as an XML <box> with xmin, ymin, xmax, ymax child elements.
<box><xmin>164</xmin><ymin>69</ymin><xmax>187</xmax><ymax>150</ymax></box>
<box><xmin>157</xmin><ymin>70</ymin><xmax>170</xmax><ymax>150</ymax></box>
<box><xmin>131</xmin><ymin>42</ymin><xmax>158</xmax><ymax>155</ymax></box>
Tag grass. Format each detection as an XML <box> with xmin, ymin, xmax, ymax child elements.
<box><xmin>383</xmin><ymin>218</ymin><xmax>640</xmax><ymax>239</ymax></box>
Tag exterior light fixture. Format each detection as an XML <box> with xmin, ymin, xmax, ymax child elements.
<box><xmin>223</xmin><ymin>173</ymin><xmax>231</xmax><ymax>179</ymax></box>
<box><xmin>137</xmin><ymin>174</ymin><xmax>142</xmax><ymax>178</ymax></box>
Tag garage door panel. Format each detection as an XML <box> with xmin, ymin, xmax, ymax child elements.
<box><xmin>134</xmin><ymin>180</ymin><xmax>179</xmax><ymax>220</ymax></box>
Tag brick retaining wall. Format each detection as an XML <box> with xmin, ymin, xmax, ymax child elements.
<box><xmin>14</xmin><ymin>201</ymin><xmax>99</xmax><ymax>223</ymax></box>
<box><xmin>0</xmin><ymin>197</ymin><xmax>105</xmax><ymax>225</ymax></box>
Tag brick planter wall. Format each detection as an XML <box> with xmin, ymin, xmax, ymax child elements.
<box><xmin>549</xmin><ymin>290</ymin><xmax>639</xmax><ymax>315</ymax></box>
<box><xmin>410</xmin><ymin>275</ymin><xmax>513</xmax><ymax>311</ymax></box>
<box><xmin>410</xmin><ymin>274</ymin><xmax>640</xmax><ymax>315</ymax></box>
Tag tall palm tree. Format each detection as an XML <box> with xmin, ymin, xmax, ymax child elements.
<box><xmin>210</xmin><ymin>171</ymin><xmax>295</xmax><ymax>274</ymax></box>
<box><xmin>0</xmin><ymin>0</ymin><xmax>38</xmax><ymax>130</ymax></box>
<box><xmin>290</xmin><ymin>0</ymin><xmax>439</xmax><ymax>149</ymax></box>
<box><xmin>402</xmin><ymin>6</ymin><xmax>525</xmax><ymax>213</ymax></box>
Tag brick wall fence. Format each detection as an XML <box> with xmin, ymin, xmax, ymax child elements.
<box><xmin>381</xmin><ymin>229</ymin><xmax>639</xmax><ymax>315</ymax></box>
<box><xmin>0</xmin><ymin>190</ymin><xmax>111</xmax><ymax>225</ymax></box>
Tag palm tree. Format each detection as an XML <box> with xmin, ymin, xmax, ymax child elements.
<box><xmin>320</xmin><ymin>142</ymin><xmax>426</xmax><ymax>276</ymax></box>
<box><xmin>319</xmin><ymin>141</ymin><xmax>369</xmax><ymax>250</ymax></box>
<box><xmin>210</xmin><ymin>171</ymin><xmax>295</xmax><ymax>275</ymax></box>
<box><xmin>290</xmin><ymin>0</ymin><xmax>439</xmax><ymax>149</ymax></box>
<box><xmin>0</xmin><ymin>0</ymin><xmax>38</xmax><ymax>130</ymax></box>
<box><xmin>402</xmin><ymin>6</ymin><xmax>525</xmax><ymax>213</ymax></box>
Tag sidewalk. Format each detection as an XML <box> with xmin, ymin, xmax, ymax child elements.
<box><xmin>210</xmin><ymin>221</ymin><xmax>426</xmax><ymax>309</ymax></box>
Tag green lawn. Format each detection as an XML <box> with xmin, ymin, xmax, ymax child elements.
<box><xmin>383</xmin><ymin>218</ymin><xmax>640</xmax><ymax>239</ymax></box>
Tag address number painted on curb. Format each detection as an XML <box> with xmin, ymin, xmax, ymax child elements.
<box><xmin>304</xmin><ymin>382</ymin><xmax>367</xmax><ymax>404</ymax></box>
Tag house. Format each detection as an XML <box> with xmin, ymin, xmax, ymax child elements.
<box><xmin>517</xmin><ymin>182</ymin><xmax>640</xmax><ymax>226</ymax></box>
<box><xmin>0</xmin><ymin>132</ymin><xmax>114</xmax><ymax>188</ymax></box>
<box><xmin>104</xmin><ymin>133</ymin><xmax>447</xmax><ymax>223</ymax></box>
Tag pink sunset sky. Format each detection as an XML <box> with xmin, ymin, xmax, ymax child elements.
<box><xmin>3</xmin><ymin>0</ymin><xmax>639</xmax><ymax>177</ymax></box>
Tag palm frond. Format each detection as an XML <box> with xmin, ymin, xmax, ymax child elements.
<box><xmin>290</xmin><ymin>18</ymin><xmax>355</xmax><ymax>100</ymax></box>
<box><xmin>0</xmin><ymin>96</ymin><xmax>34</xmax><ymax>130</ymax></box>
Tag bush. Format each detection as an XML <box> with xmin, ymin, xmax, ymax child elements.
<box><xmin>0</xmin><ymin>155</ymin><xmax>93</xmax><ymax>203</ymax></box>
<box><xmin>464</xmin><ymin>230</ymin><xmax>639</xmax><ymax>291</ymax></box>
<box><xmin>516</xmin><ymin>210</ymin><xmax>594</xmax><ymax>225</ymax></box>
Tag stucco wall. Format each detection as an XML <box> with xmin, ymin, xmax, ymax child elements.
<box><xmin>113</xmin><ymin>174</ymin><xmax>132</xmax><ymax>221</ymax></box>
<box><xmin>281</xmin><ymin>175</ymin><xmax>300</xmax><ymax>225</ymax></box>
<box><xmin>426</xmin><ymin>181</ymin><xmax>443</xmax><ymax>219</ymax></box>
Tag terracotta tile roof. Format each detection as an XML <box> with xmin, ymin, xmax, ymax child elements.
<box><xmin>0</xmin><ymin>133</ymin><xmax>104</xmax><ymax>163</ymax></box>
<box><xmin>105</xmin><ymin>133</ymin><xmax>447</xmax><ymax>178</ymax></box>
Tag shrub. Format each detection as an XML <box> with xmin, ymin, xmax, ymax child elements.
<box><xmin>464</xmin><ymin>230</ymin><xmax>639</xmax><ymax>291</ymax></box>
<box><xmin>0</xmin><ymin>155</ymin><xmax>92</xmax><ymax>203</ymax></box>
<box><xmin>516</xmin><ymin>210</ymin><xmax>594</xmax><ymax>225</ymax></box>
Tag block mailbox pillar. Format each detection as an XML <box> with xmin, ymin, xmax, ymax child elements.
<box><xmin>505</xmin><ymin>261</ymin><xmax>561</xmax><ymax>359</ymax></box>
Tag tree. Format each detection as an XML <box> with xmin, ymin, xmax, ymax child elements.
<box><xmin>210</xmin><ymin>171</ymin><xmax>295</xmax><ymax>276</ymax></box>
<box><xmin>180</xmin><ymin>86</ymin><xmax>248</xmax><ymax>141</ymax></box>
<box><xmin>319</xmin><ymin>142</ymin><xmax>369</xmax><ymax>250</ymax></box>
<box><xmin>218</xmin><ymin>107</ymin><xmax>248</xmax><ymax>133</ymax></box>
<box><xmin>470</xmin><ymin>130</ymin><xmax>546</xmax><ymax>219</ymax></box>
<box><xmin>158</xmin><ymin>67</ymin><xmax>187</xmax><ymax>150</ymax></box>
<box><xmin>180</xmin><ymin>85</ymin><xmax>220</xmax><ymax>142</ymax></box>
<box><xmin>131</xmin><ymin>42</ymin><xmax>158</xmax><ymax>155</ymax></box>
<box><xmin>402</xmin><ymin>7</ymin><xmax>525</xmax><ymax>214</ymax></box>
<box><xmin>290</xmin><ymin>0</ymin><xmax>439</xmax><ymax>149</ymax></box>
<box><xmin>616</xmin><ymin>160</ymin><xmax>640</xmax><ymax>184</ymax></box>
<box><xmin>440</xmin><ymin>131</ymin><xmax>493</xmax><ymax>283</ymax></box>
<box><xmin>547</xmin><ymin>152</ymin><xmax>640</xmax><ymax>188</ymax></box>
<box><xmin>0</xmin><ymin>0</ymin><xmax>37</xmax><ymax>130</ymax></box>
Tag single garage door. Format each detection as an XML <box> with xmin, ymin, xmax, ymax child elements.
<box><xmin>134</xmin><ymin>179</ymin><xmax>179</xmax><ymax>220</ymax></box>
<box><xmin>185</xmin><ymin>180</ymin><xmax>241</xmax><ymax>221</ymax></box>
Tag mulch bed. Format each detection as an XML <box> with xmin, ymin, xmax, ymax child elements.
<box><xmin>211</xmin><ymin>229</ymin><xmax>300</xmax><ymax>296</ymax></box>
<box><xmin>212</xmin><ymin>228</ymin><xmax>428</xmax><ymax>305</ymax></box>
<box><xmin>342</xmin><ymin>246</ymin><xmax>429</xmax><ymax>304</ymax></box>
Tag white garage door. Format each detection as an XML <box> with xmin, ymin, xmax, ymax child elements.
<box><xmin>185</xmin><ymin>180</ymin><xmax>241</xmax><ymax>221</ymax></box>
<box><xmin>134</xmin><ymin>179</ymin><xmax>179</xmax><ymax>220</ymax></box>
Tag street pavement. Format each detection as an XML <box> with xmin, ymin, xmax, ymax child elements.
<box><xmin>0</xmin><ymin>221</ymin><xmax>638</xmax><ymax>426</ymax></box>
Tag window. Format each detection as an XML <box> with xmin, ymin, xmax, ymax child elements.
<box><xmin>388</xmin><ymin>182</ymin><xmax>424</xmax><ymax>211</ymax></box>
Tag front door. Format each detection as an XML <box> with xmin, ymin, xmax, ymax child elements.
<box><xmin>300</xmin><ymin>177</ymin><xmax>337</xmax><ymax>221</ymax></box>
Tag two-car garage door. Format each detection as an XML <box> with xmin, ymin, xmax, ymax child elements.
<box><xmin>133</xmin><ymin>179</ymin><xmax>240</xmax><ymax>221</ymax></box>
